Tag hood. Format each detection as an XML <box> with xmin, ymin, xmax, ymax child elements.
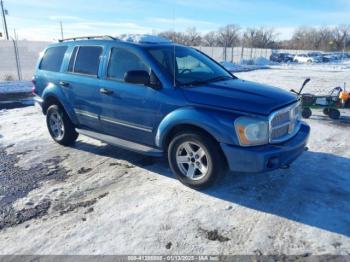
<box><xmin>182</xmin><ymin>79</ymin><xmax>297</xmax><ymax>115</ymax></box>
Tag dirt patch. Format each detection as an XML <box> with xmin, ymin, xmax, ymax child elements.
<box><xmin>77</xmin><ymin>167</ymin><xmax>93</xmax><ymax>174</ymax></box>
<box><xmin>0</xmin><ymin>199</ymin><xmax>51</xmax><ymax>230</ymax></box>
<box><xmin>58</xmin><ymin>199</ymin><xmax>97</xmax><ymax>215</ymax></box>
<box><xmin>0</xmin><ymin>147</ymin><xmax>69</xmax><ymax>230</ymax></box>
<box><xmin>109</xmin><ymin>162</ymin><xmax>135</xmax><ymax>168</ymax></box>
<box><xmin>199</xmin><ymin>228</ymin><xmax>230</xmax><ymax>242</ymax></box>
<box><xmin>165</xmin><ymin>242</ymin><xmax>172</xmax><ymax>249</ymax></box>
<box><xmin>57</xmin><ymin>192</ymin><xmax>108</xmax><ymax>216</ymax></box>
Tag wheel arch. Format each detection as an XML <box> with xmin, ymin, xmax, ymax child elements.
<box><xmin>42</xmin><ymin>93</ymin><xmax>78</xmax><ymax>125</ymax></box>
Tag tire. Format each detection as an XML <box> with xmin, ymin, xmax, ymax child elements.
<box><xmin>168</xmin><ymin>131</ymin><xmax>225</xmax><ymax>189</ymax></box>
<box><xmin>329</xmin><ymin>109</ymin><xmax>341</xmax><ymax>120</ymax></box>
<box><xmin>323</xmin><ymin>108</ymin><xmax>330</xmax><ymax>115</ymax></box>
<box><xmin>302</xmin><ymin>108</ymin><xmax>312</xmax><ymax>119</ymax></box>
<box><xmin>46</xmin><ymin>104</ymin><xmax>78</xmax><ymax>146</ymax></box>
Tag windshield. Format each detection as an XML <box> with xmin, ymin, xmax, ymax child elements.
<box><xmin>146</xmin><ymin>45</ymin><xmax>235</xmax><ymax>86</ymax></box>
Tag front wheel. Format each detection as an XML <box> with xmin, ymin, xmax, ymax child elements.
<box><xmin>168</xmin><ymin>132</ymin><xmax>225</xmax><ymax>189</ymax></box>
<box><xmin>302</xmin><ymin>108</ymin><xmax>312</xmax><ymax>119</ymax></box>
<box><xmin>323</xmin><ymin>108</ymin><xmax>330</xmax><ymax>115</ymax></box>
<box><xmin>329</xmin><ymin>108</ymin><xmax>340</xmax><ymax>120</ymax></box>
<box><xmin>46</xmin><ymin>105</ymin><xmax>78</xmax><ymax>146</ymax></box>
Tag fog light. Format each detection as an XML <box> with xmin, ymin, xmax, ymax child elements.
<box><xmin>267</xmin><ymin>157</ymin><xmax>279</xmax><ymax>169</ymax></box>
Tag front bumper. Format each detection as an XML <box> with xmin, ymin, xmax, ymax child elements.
<box><xmin>221</xmin><ymin>123</ymin><xmax>310</xmax><ymax>173</ymax></box>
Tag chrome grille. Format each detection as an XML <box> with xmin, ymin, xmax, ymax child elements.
<box><xmin>269</xmin><ymin>102</ymin><xmax>301</xmax><ymax>143</ymax></box>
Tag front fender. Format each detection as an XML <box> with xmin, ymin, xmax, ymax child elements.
<box><xmin>155</xmin><ymin>107</ymin><xmax>239</xmax><ymax>148</ymax></box>
<box><xmin>42</xmin><ymin>83</ymin><xmax>78</xmax><ymax>125</ymax></box>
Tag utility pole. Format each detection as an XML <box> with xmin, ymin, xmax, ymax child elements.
<box><xmin>60</xmin><ymin>20</ymin><xmax>64</xmax><ymax>40</ymax></box>
<box><xmin>0</xmin><ymin>0</ymin><xmax>9</xmax><ymax>40</ymax></box>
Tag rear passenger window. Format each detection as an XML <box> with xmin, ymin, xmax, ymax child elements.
<box><xmin>107</xmin><ymin>48</ymin><xmax>149</xmax><ymax>81</ymax></box>
<box><xmin>69</xmin><ymin>46</ymin><xmax>102</xmax><ymax>76</ymax></box>
<box><xmin>39</xmin><ymin>46</ymin><xmax>67</xmax><ymax>72</ymax></box>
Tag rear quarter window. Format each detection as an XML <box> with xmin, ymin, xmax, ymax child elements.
<box><xmin>69</xmin><ymin>46</ymin><xmax>102</xmax><ymax>76</ymax></box>
<box><xmin>39</xmin><ymin>46</ymin><xmax>68</xmax><ymax>72</ymax></box>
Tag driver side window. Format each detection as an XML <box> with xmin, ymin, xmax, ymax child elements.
<box><xmin>107</xmin><ymin>47</ymin><xmax>150</xmax><ymax>81</ymax></box>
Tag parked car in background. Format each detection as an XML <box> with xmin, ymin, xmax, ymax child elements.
<box><xmin>307</xmin><ymin>52</ymin><xmax>323</xmax><ymax>63</ymax></box>
<box><xmin>270</xmin><ymin>52</ymin><xmax>294</xmax><ymax>63</ymax></box>
<box><xmin>321</xmin><ymin>54</ymin><xmax>332</xmax><ymax>63</ymax></box>
<box><xmin>293</xmin><ymin>54</ymin><xmax>315</xmax><ymax>63</ymax></box>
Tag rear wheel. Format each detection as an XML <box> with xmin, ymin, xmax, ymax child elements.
<box><xmin>329</xmin><ymin>108</ymin><xmax>340</xmax><ymax>120</ymax></box>
<box><xmin>302</xmin><ymin>108</ymin><xmax>312</xmax><ymax>119</ymax></box>
<box><xmin>46</xmin><ymin>105</ymin><xmax>78</xmax><ymax>146</ymax></box>
<box><xmin>323</xmin><ymin>108</ymin><xmax>330</xmax><ymax>115</ymax></box>
<box><xmin>168</xmin><ymin>132</ymin><xmax>224</xmax><ymax>189</ymax></box>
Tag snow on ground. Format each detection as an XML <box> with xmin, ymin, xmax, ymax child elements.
<box><xmin>236</xmin><ymin>62</ymin><xmax>350</xmax><ymax>95</ymax></box>
<box><xmin>0</xmin><ymin>65</ymin><xmax>350</xmax><ymax>255</ymax></box>
<box><xmin>0</xmin><ymin>81</ymin><xmax>32</xmax><ymax>94</ymax></box>
<box><xmin>221</xmin><ymin>61</ymin><xmax>269</xmax><ymax>72</ymax></box>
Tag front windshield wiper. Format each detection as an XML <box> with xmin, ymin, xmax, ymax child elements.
<box><xmin>206</xmin><ymin>75</ymin><xmax>233</xmax><ymax>83</ymax></box>
<box><xmin>182</xmin><ymin>75</ymin><xmax>233</xmax><ymax>87</ymax></box>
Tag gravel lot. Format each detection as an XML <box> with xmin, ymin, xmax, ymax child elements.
<box><xmin>0</xmin><ymin>66</ymin><xmax>349</xmax><ymax>255</ymax></box>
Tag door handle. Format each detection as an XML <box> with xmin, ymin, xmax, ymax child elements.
<box><xmin>100</xmin><ymin>88</ymin><xmax>114</xmax><ymax>95</ymax></box>
<box><xmin>59</xmin><ymin>81</ymin><xmax>70</xmax><ymax>88</ymax></box>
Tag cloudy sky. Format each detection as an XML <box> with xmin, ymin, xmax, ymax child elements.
<box><xmin>2</xmin><ymin>0</ymin><xmax>350</xmax><ymax>41</ymax></box>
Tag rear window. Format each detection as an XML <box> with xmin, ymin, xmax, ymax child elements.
<box><xmin>69</xmin><ymin>46</ymin><xmax>102</xmax><ymax>76</ymax></box>
<box><xmin>39</xmin><ymin>46</ymin><xmax>67</xmax><ymax>72</ymax></box>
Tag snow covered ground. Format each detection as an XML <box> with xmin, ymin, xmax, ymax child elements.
<box><xmin>0</xmin><ymin>65</ymin><xmax>349</xmax><ymax>255</ymax></box>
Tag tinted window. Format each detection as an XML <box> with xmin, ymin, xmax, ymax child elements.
<box><xmin>73</xmin><ymin>46</ymin><xmax>102</xmax><ymax>76</ymax></box>
<box><xmin>68</xmin><ymin>46</ymin><xmax>78</xmax><ymax>72</ymax></box>
<box><xmin>107</xmin><ymin>48</ymin><xmax>149</xmax><ymax>80</ymax></box>
<box><xmin>39</xmin><ymin>46</ymin><xmax>67</xmax><ymax>72</ymax></box>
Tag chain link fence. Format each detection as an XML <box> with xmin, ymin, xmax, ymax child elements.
<box><xmin>196</xmin><ymin>46</ymin><xmax>313</xmax><ymax>64</ymax></box>
<box><xmin>0</xmin><ymin>40</ymin><xmax>50</xmax><ymax>81</ymax></box>
<box><xmin>0</xmin><ymin>40</ymin><xmax>317</xmax><ymax>81</ymax></box>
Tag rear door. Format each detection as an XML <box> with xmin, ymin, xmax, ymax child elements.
<box><xmin>59</xmin><ymin>45</ymin><xmax>105</xmax><ymax>131</ymax></box>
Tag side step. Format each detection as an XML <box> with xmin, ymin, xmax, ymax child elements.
<box><xmin>76</xmin><ymin>128</ymin><xmax>163</xmax><ymax>157</ymax></box>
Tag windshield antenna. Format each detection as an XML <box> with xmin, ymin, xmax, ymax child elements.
<box><xmin>172</xmin><ymin>7</ymin><xmax>176</xmax><ymax>88</ymax></box>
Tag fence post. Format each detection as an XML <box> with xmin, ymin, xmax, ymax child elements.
<box><xmin>11</xmin><ymin>37</ymin><xmax>22</xmax><ymax>80</ymax></box>
<box><xmin>231</xmin><ymin>47</ymin><xmax>234</xmax><ymax>62</ymax></box>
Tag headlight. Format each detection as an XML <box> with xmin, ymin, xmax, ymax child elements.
<box><xmin>234</xmin><ymin>117</ymin><xmax>269</xmax><ymax>146</ymax></box>
<box><xmin>295</xmin><ymin>101</ymin><xmax>302</xmax><ymax>120</ymax></box>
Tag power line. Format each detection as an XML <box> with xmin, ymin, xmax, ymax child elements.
<box><xmin>0</xmin><ymin>0</ymin><xmax>9</xmax><ymax>40</ymax></box>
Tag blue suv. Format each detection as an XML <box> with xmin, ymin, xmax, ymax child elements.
<box><xmin>33</xmin><ymin>35</ymin><xmax>310</xmax><ymax>188</ymax></box>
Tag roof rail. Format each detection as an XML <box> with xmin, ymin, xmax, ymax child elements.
<box><xmin>58</xmin><ymin>35</ymin><xmax>117</xmax><ymax>42</ymax></box>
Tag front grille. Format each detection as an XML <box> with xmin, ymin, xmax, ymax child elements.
<box><xmin>269</xmin><ymin>102</ymin><xmax>301</xmax><ymax>143</ymax></box>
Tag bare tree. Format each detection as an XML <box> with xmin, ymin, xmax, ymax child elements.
<box><xmin>202</xmin><ymin>31</ymin><xmax>218</xmax><ymax>46</ymax></box>
<box><xmin>184</xmin><ymin>27</ymin><xmax>202</xmax><ymax>46</ymax></box>
<box><xmin>217</xmin><ymin>24</ymin><xmax>240</xmax><ymax>47</ymax></box>
<box><xmin>331</xmin><ymin>25</ymin><xmax>350</xmax><ymax>51</ymax></box>
<box><xmin>243</xmin><ymin>27</ymin><xmax>277</xmax><ymax>48</ymax></box>
<box><xmin>158</xmin><ymin>31</ymin><xmax>187</xmax><ymax>44</ymax></box>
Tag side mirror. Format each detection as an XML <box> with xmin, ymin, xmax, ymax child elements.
<box><xmin>124</xmin><ymin>70</ymin><xmax>150</xmax><ymax>85</ymax></box>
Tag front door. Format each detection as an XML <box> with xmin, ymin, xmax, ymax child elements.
<box><xmin>99</xmin><ymin>47</ymin><xmax>162</xmax><ymax>146</ymax></box>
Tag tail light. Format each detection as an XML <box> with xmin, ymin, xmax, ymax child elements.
<box><xmin>31</xmin><ymin>77</ymin><xmax>36</xmax><ymax>94</ymax></box>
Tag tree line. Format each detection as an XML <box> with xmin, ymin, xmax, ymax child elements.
<box><xmin>158</xmin><ymin>24</ymin><xmax>350</xmax><ymax>51</ymax></box>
